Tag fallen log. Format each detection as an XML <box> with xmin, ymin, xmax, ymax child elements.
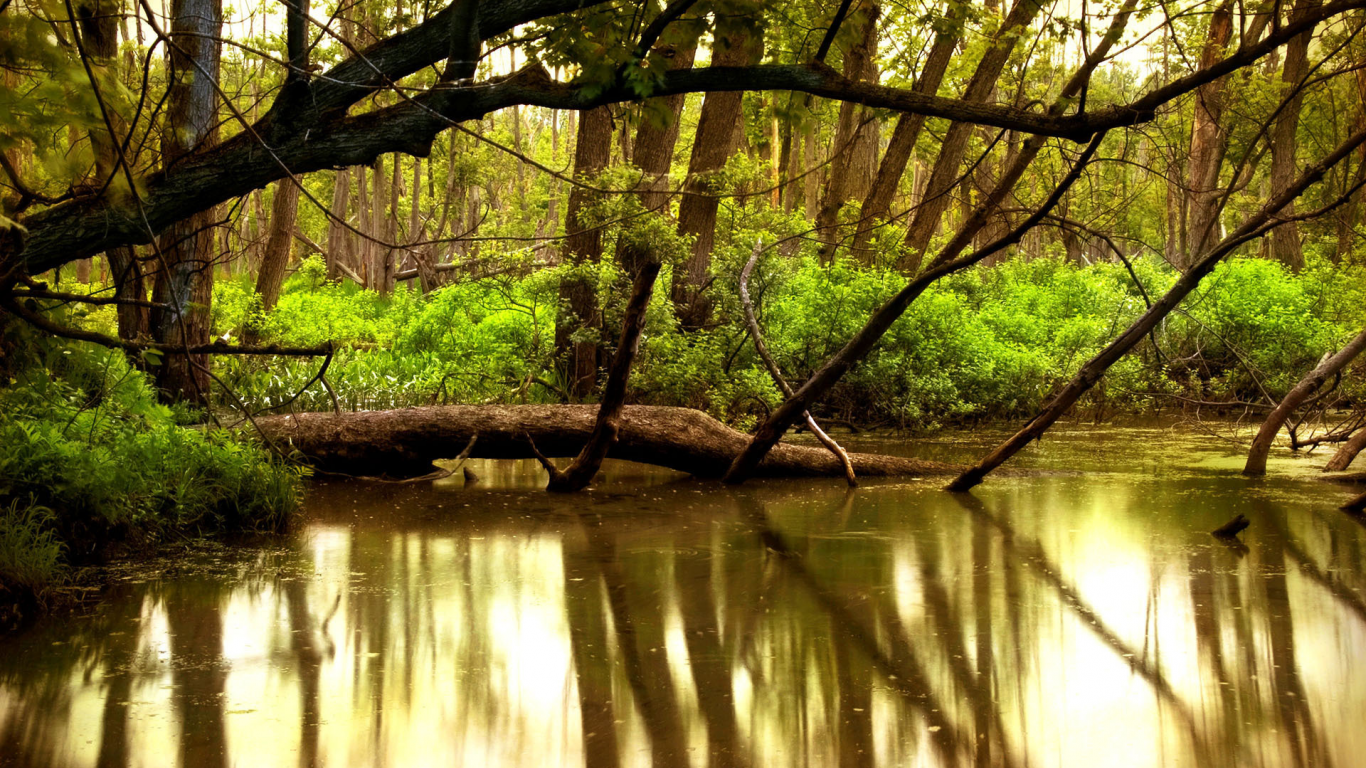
<box><xmin>252</xmin><ymin>404</ymin><xmax>958</xmax><ymax>480</ymax></box>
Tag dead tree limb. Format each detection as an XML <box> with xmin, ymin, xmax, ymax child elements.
<box><xmin>1325</xmin><ymin>425</ymin><xmax>1366</xmax><ymax>471</ymax></box>
<box><xmin>948</xmin><ymin>124</ymin><xmax>1366</xmax><ymax>491</ymax></box>
<box><xmin>1244</xmin><ymin>325</ymin><xmax>1366</xmax><ymax>475</ymax></box>
<box><xmin>534</xmin><ymin>260</ymin><xmax>662</xmax><ymax>492</ymax></box>
<box><xmin>723</xmin><ymin>132</ymin><xmax>1107</xmax><ymax>484</ymax></box>
<box><xmin>739</xmin><ymin>243</ymin><xmax>857</xmax><ymax>486</ymax></box>
<box><xmin>1</xmin><ymin>290</ymin><xmax>334</xmax><ymax>357</ymax></box>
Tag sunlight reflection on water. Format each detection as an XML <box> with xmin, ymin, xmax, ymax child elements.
<box><xmin>2</xmin><ymin>425</ymin><xmax>1364</xmax><ymax>767</ymax></box>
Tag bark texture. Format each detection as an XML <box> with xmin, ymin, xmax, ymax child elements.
<box><xmin>1264</xmin><ymin>0</ymin><xmax>1321</xmax><ymax>272</ymax></box>
<box><xmin>848</xmin><ymin>5</ymin><xmax>963</xmax><ymax>260</ymax></box>
<box><xmin>1182</xmin><ymin>0</ymin><xmax>1235</xmax><ymax>270</ymax></box>
<box><xmin>252</xmin><ymin>404</ymin><xmax>959</xmax><ymax>479</ymax></box>
<box><xmin>556</xmin><ymin>106</ymin><xmax>613</xmax><ymax>398</ymax></box>
<box><xmin>150</xmin><ymin>0</ymin><xmax>222</xmax><ymax>404</ymax></box>
<box><xmin>672</xmin><ymin>17</ymin><xmax>762</xmax><ymax>329</ymax></box>
<box><xmin>1324</xmin><ymin>425</ymin><xmax>1366</xmax><ymax>471</ymax></box>
<box><xmin>253</xmin><ymin>179</ymin><xmax>301</xmax><ymax>316</ymax></box>
<box><xmin>812</xmin><ymin>5</ymin><xmax>882</xmax><ymax>264</ymax></box>
<box><xmin>899</xmin><ymin>0</ymin><xmax>1045</xmax><ymax>271</ymax></box>
<box><xmin>618</xmin><ymin>39</ymin><xmax>696</xmax><ymax>274</ymax></box>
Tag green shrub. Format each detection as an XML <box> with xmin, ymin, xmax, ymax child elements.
<box><xmin>212</xmin><ymin>248</ymin><xmax>1366</xmax><ymax>432</ymax></box>
<box><xmin>0</xmin><ymin>499</ymin><xmax>63</xmax><ymax>596</ymax></box>
<box><xmin>0</xmin><ymin>324</ymin><xmax>303</xmax><ymax>597</ymax></box>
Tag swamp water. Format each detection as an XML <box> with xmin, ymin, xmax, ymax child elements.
<box><xmin>2</xmin><ymin>425</ymin><xmax>1365</xmax><ymax>767</ymax></box>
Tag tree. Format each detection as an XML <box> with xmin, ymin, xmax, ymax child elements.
<box><xmin>149</xmin><ymin>0</ymin><xmax>223</xmax><ymax>404</ymax></box>
<box><xmin>671</xmin><ymin>10</ymin><xmax>764</xmax><ymax>329</ymax></box>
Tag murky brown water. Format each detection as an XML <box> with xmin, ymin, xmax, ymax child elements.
<box><xmin>3</xmin><ymin>424</ymin><xmax>1365</xmax><ymax>767</ymax></box>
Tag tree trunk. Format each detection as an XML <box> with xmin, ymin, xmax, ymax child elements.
<box><xmin>1264</xmin><ymin>0</ymin><xmax>1321</xmax><ymax>272</ymax></box>
<box><xmin>812</xmin><ymin>5</ymin><xmax>882</xmax><ymax>264</ymax></box>
<box><xmin>249</xmin><ymin>178</ymin><xmax>301</xmax><ymax>334</ymax></box>
<box><xmin>802</xmin><ymin>126</ymin><xmax>820</xmax><ymax>220</ymax></box>
<box><xmin>618</xmin><ymin>39</ymin><xmax>696</xmax><ymax>274</ymax></box>
<box><xmin>79</xmin><ymin>0</ymin><xmax>147</xmax><ymax>340</ymax></box>
<box><xmin>326</xmin><ymin>168</ymin><xmax>351</xmax><ymax>281</ymax></box>
<box><xmin>355</xmin><ymin>163</ymin><xmax>371</xmax><ymax>285</ymax></box>
<box><xmin>948</xmin><ymin>124</ymin><xmax>1366</xmax><ymax>490</ymax></box>
<box><xmin>1244</xmin><ymin>325</ymin><xmax>1366</xmax><ymax>475</ymax></box>
<box><xmin>1324</xmin><ymin>425</ymin><xmax>1366</xmax><ymax>472</ymax></box>
<box><xmin>899</xmin><ymin>0</ymin><xmax>1045</xmax><ymax>271</ymax></box>
<box><xmin>671</xmin><ymin>17</ymin><xmax>762</xmax><ymax>329</ymax></box>
<box><xmin>848</xmin><ymin>3</ymin><xmax>963</xmax><ymax>260</ymax></box>
<box><xmin>1183</xmin><ymin>0</ymin><xmax>1236</xmax><ymax>270</ymax></box>
<box><xmin>556</xmin><ymin>106</ymin><xmax>613</xmax><ymax>398</ymax></box>
<box><xmin>541</xmin><ymin>261</ymin><xmax>661</xmax><ymax>492</ymax></box>
<box><xmin>107</xmin><ymin>247</ymin><xmax>148</xmax><ymax>340</ymax></box>
<box><xmin>721</xmin><ymin>3</ymin><xmax>1140</xmax><ymax>484</ymax></box>
<box><xmin>251</xmin><ymin>404</ymin><xmax>961</xmax><ymax>480</ymax></box>
<box><xmin>151</xmin><ymin>0</ymin><xmax>222</xmax><ymax>406</ymax></box>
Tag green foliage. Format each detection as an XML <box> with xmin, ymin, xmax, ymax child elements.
<box><xmin>0</xmin><ymin>499</ymin><xmax>64</xmax><ymax>596</ymax></box>
<box><xmin>0</xmin><ymin>325</ymin><xmax>303</xmax><ymax>597</ymax></box>
<box><xmin>219</xmin><ymin>240</ymin><xmax>1366</xmax><ymax>433</ymax></box>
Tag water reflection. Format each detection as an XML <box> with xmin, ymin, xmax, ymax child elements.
<box><xmin>3</xmin><ymin>439</ymin><xmax>1366</xmax><ymax>767</ymax></box>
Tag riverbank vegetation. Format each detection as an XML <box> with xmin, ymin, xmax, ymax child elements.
<box><xmin>132</xmin><ymin>251</ymin><xmax>1366</xmax><ymax>430</ymax></box>
<box><xmin>5</xmin><ymin>0</ymin><xmax>1366</xmax><ymax>603</ymax></box>
<box><xmin>0</xmin><ymin>325</ymin><xmax>301</xmax><ymax>609</ymax></box>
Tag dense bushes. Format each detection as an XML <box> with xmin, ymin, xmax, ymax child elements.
<box><xmin>208</xmin><ymin>250</ymin><xmax>1366</xmax><ymax>429</ymax></box>
<box><xmin>0</xmin><ymin>318</ymin><xmax>302</xmax><ymax>602</ymax></box>
<box><xmin>8</xmin><ymin>245</ymin><xmax>1363</xmax><ymax>599</ymax></box>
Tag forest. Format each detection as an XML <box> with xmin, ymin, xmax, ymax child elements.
<box><xmin>2</xmin><ymin>0</ymin><xmax>1366</xmax><ymax>763</ymax></box>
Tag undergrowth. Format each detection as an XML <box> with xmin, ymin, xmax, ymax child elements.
<box><xmin>0</xmin><ymin>317</ymin><xmax>303</xmax><ymax>607</ymax></box>
<box><xmin>198</xmin><ymin>251</ymin><xmax>1366</xmax><ymax>430</ymax></box>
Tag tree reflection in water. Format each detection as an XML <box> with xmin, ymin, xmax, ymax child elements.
<box><xmin>2</xmin><ymin>452</ymin><xmax>1366</xmax><ymax>768</ymax></box>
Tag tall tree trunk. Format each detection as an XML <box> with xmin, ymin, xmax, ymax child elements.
<box><xmin>618</xmin><ymin>38</ymin><xmax>697</xmax><ymax>275</ymax></box>
<box><xmin>1264</xmin><ymin>0</ymin><xmax>1322</xmax><ymax>272</ymax></box>
<box><xmin>802</xmin><ymin>126</ymin><xmax>820</xmax><ymax>220</ymax></box>
<box><xmin>151</xmin><ymin>0</ymin><xmax>222</xmax><ymax>405</ymax></box>
<box><xmin>370</xmin><ymin>156</ymin><xmax>391</xmax><ymax>294</ymax></box>
<box><xmin>847</xmin><ymin>3</ymin><xmax>962</xmax><ymax>262</ymax></box>
<box><xmin>556</xmin><ymin>106</ymin><xmax>613</xmax><ymax>398</ymax></box>
<box><xmin>1336</xmin><ymin>69</ymin><xmax>1366</xmax><ymax>264</ymax></box>
<box><xmin>899</xmin><ymin>0</ymin><xmax>1045</xmax><ymax>272</ymax></box>
<box><xmin>1244</xmin><ymin>325</ymin><xmax>1366</xmax><ymax>475</ymax></box>
<box><xmin>1183</xmin><ymin>0</ymin><xmax>1236</xmax><ymax>270</ymax></box>
<box><xmin>326</xmin><ymin>169</ymin><xmax>351</xmax><ymax>281</ymax></box>
<box><xmin>78</xmin><ymin>0</ymin><xmax>147</xmax><ymax>339</ymax></box>
<box><xmin>247</xmin><ymin>178</ymin><xmax>301</xmax><ymax>341</ymax></box>
<box><xmin>813</xmin><ymin>5</ymin><xmax>882</xmax><ymax>264</ymax></box>
<box><xmin>671</xmin><ymin>17</ymin><xmax>763</xmax><ymax>330</ymax></box>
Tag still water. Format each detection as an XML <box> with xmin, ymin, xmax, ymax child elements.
<box><xmin>2</xmin><ymin>425</ymin><xmax>1365</xmax><ymax>767</ymax></box>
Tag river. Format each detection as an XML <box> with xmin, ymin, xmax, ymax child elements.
<box><xmin>2</xmin><ymin>423</ymin><xmax>1364</xmax><ymax>767</ymax></box>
